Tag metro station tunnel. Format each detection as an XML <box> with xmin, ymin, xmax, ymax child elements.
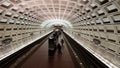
<box><xmin>0</xmin><ymin>0</ymin><xmax>120</xmax><ymax>68</ymax></box>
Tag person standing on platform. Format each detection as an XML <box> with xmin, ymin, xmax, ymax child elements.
<box><xmin>57</xmin><ymin>43</ymin><xmax>62</xmax><ymax>55</ymax></box>
<box><xmin>61</xmin><ymin>39</ymin><xmax>64</xmax><ymax>46</ymax></box>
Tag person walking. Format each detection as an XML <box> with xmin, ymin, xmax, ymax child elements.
<box><xmin>61</xmin><ymin>39</ymin><xmax>64</xmax><ymax>46</ymax></box>
<box><xmin>57</xmin><ymin>43</ymin><xmax>62</xmax><ymax>55</ymax></box>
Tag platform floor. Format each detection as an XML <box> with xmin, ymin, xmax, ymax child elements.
<box><xmin>19</xmin><ymin>39</ymin><xmax>76</xmax><ymax>68</ymax></box>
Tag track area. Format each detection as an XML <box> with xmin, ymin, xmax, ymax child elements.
<box><xmin>64</xmin><ymin>32</ymin><xmax>109</xmax><ymax>68</ymax></box>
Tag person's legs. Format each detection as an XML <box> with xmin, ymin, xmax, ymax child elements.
<box><xmin>58</xmin><ymin>48</ymin><xmax>62</xmax><ymax>55</ymax></box>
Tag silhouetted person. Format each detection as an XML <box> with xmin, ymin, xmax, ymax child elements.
<box><xmin>61</xmin><ymin>39</ymin><xmax>64</xmax><ymax>46</ymax></box>
<box><xmin>57</xmin><ymin>43</ymin><xmax>62</xmax><ymax>55</ymax></box>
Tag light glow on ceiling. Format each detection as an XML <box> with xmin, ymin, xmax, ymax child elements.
<box><xmin>40</xmin><ymin>19</ymin><xmax>73</xmax><ymax>28</ymax></box>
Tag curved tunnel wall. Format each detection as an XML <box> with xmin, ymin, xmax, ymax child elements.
<box><xmin>66</xmin><ymin>0</ymin><xmax>120</xmax><ymax>67</ymax></box>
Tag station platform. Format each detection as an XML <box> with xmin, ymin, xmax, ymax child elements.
<box><xmin>0</xmin><ymin>32</ymin><xmax>109</xmax><ymax>68</ymax></box>
<box><xmin>19</xmin><ymin>39</ymin><xmax>75</xmax><ymax>68</ymax></box>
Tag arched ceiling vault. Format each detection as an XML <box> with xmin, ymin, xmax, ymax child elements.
<box><xmin>0</xmin><ymin>0</ymin><xmax>92</xmax><ymax>28</ymax></box>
